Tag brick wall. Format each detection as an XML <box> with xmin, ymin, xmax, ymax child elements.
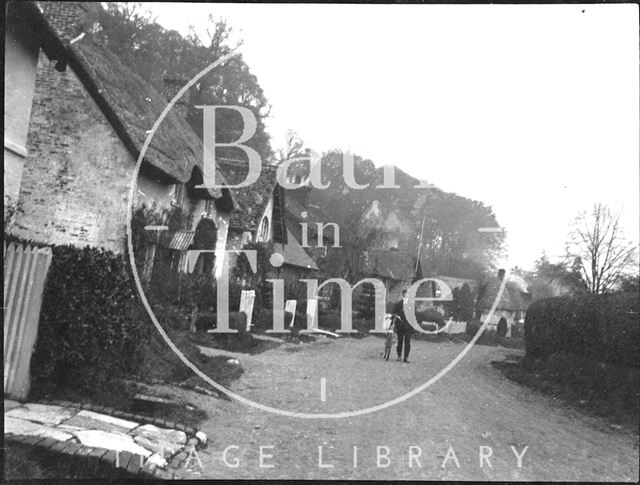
<box><xmin>12</xmin><ymin>53</ymin><xmax>138</xmax><ymax>252</ymax></box>
<box><xmin>38</xmin><ymin>1</ymin><xmax>97</xmax><ymax>41</ymax></box>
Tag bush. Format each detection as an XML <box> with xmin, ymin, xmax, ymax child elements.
<box><xmin>180</xmin><ymin>272</ymin><xmax>218</xmax><ymax>311</ymax></box>
<box><xmin>194</xmin><ymin>311</ymin><xmax>247</xmax><ymax>334</ymax></box>
<box><xmin>497</xmin><ymin>317</ymin><xmax>508</xmax><ymax>337</ymax></box>
<box><xmin>194</xmin><ymin>311</ymin><xmax>216</xmax><ymax>332</ymax></box>
<box><xmin>525</xmin><ymin>292</ymin><xmax>640</xmax><ymax>368</ymax></box>
<box><xmin>356</xmin><ymin>282</ymin><xmax>377</xmax><ymax>318</ymax></box>
<box><xmin>153</xmin><ymin>303</ymin><xmax>191</xmax><ymax>331</ymax></box>
<box><xmin>421</xmin><ymin>322</ymin><xmax>438</xmax><ymax>332</ymax></box>
<box><xmin>466</xmin><ymin>318</ymin><xmax>482</xmax><ymax>336</ymax></box>
<box><xmin>286</xmin><ymin>311</ymin><xmax>307</xmax><ymax>330</ymax></box>
<box><xmin>250</xmin><ymin>306</ymin><xmax>271</xmax><ymax>330</ymax></box>
<box><xmin>319</xmin><ymin>311</ymin><xmax>341</xmax><ymax>329</ymax></box>
<box><xmin>416</xmin><ymin>308</ymin><xmax>445</xmax><ymax>328</ymax></box>
<box><xmin>511</xmin><ymin>321</ymin><xmax>525</xmax><ymax>339</ymax></box>
<box><xmin>147</xmin><ymin>261</ymin><xmax>181</xmax><ymax>306</ymax></box>
<box><xmin>31</xmin><ymin>245</ymin><xmax>150</xmax><ymax>394</ymax></box>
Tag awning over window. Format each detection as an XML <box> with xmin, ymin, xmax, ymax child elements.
<box><xmin>168</xmin><ymin>230</ymin><xmax>195</xmax><ymax>251</ymax></box>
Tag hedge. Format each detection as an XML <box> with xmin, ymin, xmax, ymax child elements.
<box><xmin>30</xmin><ymin>244</ymin><xmax>150</xmax><ymax>393</ymax></box>
<box><xmin>524</xmin><ymin>292</ymin><xmax>640</xmax><ymax>368</ymax></box>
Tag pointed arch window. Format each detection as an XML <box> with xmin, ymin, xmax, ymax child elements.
<box><xmin>258</xmin><ymin>217</ymin><xmax>270</xmax><ymax>242</ymax></box>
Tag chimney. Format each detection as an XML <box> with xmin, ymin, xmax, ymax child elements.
<box><xmin>498</xmin><ymin>268</ymin><xmax>506</xmax><ymax>281</ymax></box>
<box><xmin>39</xmin><ymin>2</ymin><xmax>99</xmax><ymax>42</ymax></box>
<box><xmin>162</xmin><ymin>77</ymin><xmax>191</xmax><ymax>118</ymax></box>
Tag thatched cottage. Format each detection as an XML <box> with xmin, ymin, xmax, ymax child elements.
<box><xmin>478</xmin><ymin>269</ymin><xmax>532</xmax><ymax>332</ymax></box>
<box><xmin>221</xmin><ymin>161</ymin><xmax>319</xmax><ymax>279</ymax></box>
<box><xmin>5</xmin><ymin>1</ymin><xmax>65</xmax><ymax>204</ymax></box>
<box><xmin>361</xmin><ymin>248</ymin><xmax>422</xmax><ymax>304</ymax></box>
<box><xmin>6</xmin><ymin>1</ymin><xmax>236</xmax><ymax>279</ymax></box>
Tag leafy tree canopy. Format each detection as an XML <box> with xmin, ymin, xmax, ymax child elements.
<box><xmin>299</xmin><ymin>149</ymin><xmax>504</xmax><ymax>282</ymax></box>
<box><xmin>92</xmin><ymin>3</ymin><xmax>272</xmax><ymax>160</ymax></box>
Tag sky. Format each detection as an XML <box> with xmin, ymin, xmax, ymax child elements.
<box><xmin>142</xmin><ymin>3</ymin><xmax>639</xmax><ymax>271</ymax></box>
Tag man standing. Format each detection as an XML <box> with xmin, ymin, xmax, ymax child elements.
<box><xmin>393</xmin><ymin>289</ymin><xmax>413</xmax><ymax>363</ymax></box>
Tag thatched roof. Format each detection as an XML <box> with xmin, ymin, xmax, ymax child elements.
<box><xmin>36</xmin><ymin>3</ymin><xmax>235</xmax><ymax>206</ymax></box>
<box><xmin>8</xmin><ymin>2</ymin><xmax>67</xmax><ymax>71</ymax></box>
<box><xmin>274</xmin><ymin>230</ymin><xmax>319</xmax><ymax>271</ymax></box>
<box><xmin>436</xmin><ymin>276</ymin><xmax>479</xmax><ymax>294</ymax></box>
<box><xmin>479</xmin><ymin>278</ymin><xmax>532</xmax><ymax>311</ymax></box>
<box><xmin>70</xmin><ymin>39</ymin><xmax>218</xmax><ymax>185</ymax></box>
<box><xmin>364</xmin><ymin>249</ymin><xmax>417</xmax><ymax>282</ymax></box>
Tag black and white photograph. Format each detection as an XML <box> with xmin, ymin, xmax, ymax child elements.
<box><xmin>4</xmin><ymin>1</ymin><xmax>639</xmax><ymax>481</ymax></box>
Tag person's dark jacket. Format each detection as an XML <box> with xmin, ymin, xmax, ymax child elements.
<box><xmin>392</xmin><ymin>299</ymin><xmax>413</xmax><ymax>333</ymax></box>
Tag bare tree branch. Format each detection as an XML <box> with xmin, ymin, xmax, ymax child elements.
<box><xmin>567</xmin><ymin>203</ymin><xmax>639</xmax><ymax>294</ymax></box>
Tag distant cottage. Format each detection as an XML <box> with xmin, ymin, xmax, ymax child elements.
<box><xmin>478</xmin><ymin>269</ymin><xmax>532</xmax><ymax>332</ymax></box>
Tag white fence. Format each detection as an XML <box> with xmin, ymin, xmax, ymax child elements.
<box><xmin>4</xmin><ymin>242</ymin><xmax>53</xmax><ymax>399</ymax></box>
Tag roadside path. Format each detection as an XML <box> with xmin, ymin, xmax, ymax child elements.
<box><xmin>176</xmin><ymin>337</ymin><xmax>638</xmax><ymax>481</ymax></box>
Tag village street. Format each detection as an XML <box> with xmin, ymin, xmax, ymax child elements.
<box><xmin>165</xmin><ymin>337</ymin><xmax>639</xmax><ymax>481</ymax></box>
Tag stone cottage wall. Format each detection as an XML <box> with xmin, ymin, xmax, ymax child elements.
<box><xmin>12</xmin><ymin>52</ymin><xmax>167</xmax><ymax>253</ymax></box>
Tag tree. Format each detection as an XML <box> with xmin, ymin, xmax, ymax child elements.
<box><xmin>94</xmin><ymin>3</ymin><xmax>272</xmax><ymax>160</ymax></box>
<box><xmin>619</xmin><ymin>274</ymin><xmax>640</xmax><ymax>293</ymax></box>
<box><xmin>454</xmin><ymin>283</ymin><xmax>475</xmax><ymax>321</ymax></box>
<box><xmin>417</xmin><ymin>192</ymin><xmax>504</xmax><ymax>280</ymax></box>
<box><xmin>304</xmin><ymin>149</ymin><xmax>505</xmax><ymax>282</ymax></box>
<box><xmin>524</xmin><ymin>253</ymin><xmax>584</xmax><ymax>301</ymax></box>
<box><xmin>566</xmin><ymin>203</ymin><xmax>638</xmax><ymax>295</ymax></box>
<box><xmin>444</xmin><ymin>284</ymin><xmax>475</xmax><ymax>321</ymax></box>
<box><xmin>275</xmin><ymin>130</ymin><xmax>305</xmax><ymax>165</ymax></box>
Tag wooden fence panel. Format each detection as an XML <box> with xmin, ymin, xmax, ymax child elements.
<box><xmin>3</xmin><ymin>242</ymin><xmax>52</xmax><ymax>399</ymax></box>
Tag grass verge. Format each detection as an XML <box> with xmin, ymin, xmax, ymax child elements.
<box><xmin>492</xmin><ymin>351</ymin><xmax>639</xmax><ymax>432</ymax></box>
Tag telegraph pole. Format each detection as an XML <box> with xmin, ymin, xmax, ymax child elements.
<box><xmin>415</xmin><ymin>214</ymin><xmax>426</xmax><ymax>274</ymax></box>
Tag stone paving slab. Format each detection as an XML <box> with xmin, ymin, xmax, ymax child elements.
<box><xmin>71</xmin><ymin>429</ymin><xmax>152</xmax><ymax>458</ymax></box>
<box><xmin>131</xmin><ymin>424</ymin><xmax>187</xmax><ymax>459</ymax></box>
<box><xmin>63</xmin><ymin>410</ymin><xmax>138</xmax><ymax>434</ymax></box>
<box><xmin>6</xmin><ymin>403</ymin><xmax>76</xmax><ymax>426</ymax></box>
<box><xmin>5</xmin><ymin>416</ymin><xmax>75</xmax><ymax>442</ymax></box>
<box><xmin>131</xmin><ymin>424</ymin><xmax>186</xmax><ymax>445</ymax></box>
<box><xmin>4</xmin><ymin>400</ymin><xmax>207</xmax><ymax>479</ymax></box>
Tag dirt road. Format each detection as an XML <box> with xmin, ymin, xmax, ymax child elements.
<box><xmin>170</xmin><ymin>336</ymin><xmax>638</xmax><ymax>481</ymax></box>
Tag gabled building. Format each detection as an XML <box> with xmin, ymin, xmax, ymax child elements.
<box><xmin>285</xmin><ymin>185</ymin><xmax>338</xmax><ymax>271</ymax></box>
<box><xmin>223</xmin><ymin>162</ymin><xmax>287</xmax><ymax>249</ymax></box>
<box><xmin>218</xmin><ymin>161</ymin><xmax>318</xmax><ymax>279</ymax></box>
<box><xmin>6</xmin><ymin>2</ymin><xmax>235</xmax><ymax>279</ymax></box>
<box><xmin>4</xmin><ymin>1</ymin><xmax>66</xmax><ymax>203</ymax></box>
<box><xmin>362</xmin><ymin>248</ymin><xmax>422</xmax><ymax>303</ymax></box>
<box><xmin>478</xmin><ymin>269</ymin><xmax>532</xmax><ymax>331</ymax></box>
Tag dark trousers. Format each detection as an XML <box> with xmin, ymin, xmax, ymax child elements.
<box><xmin>396</xmin><ymin>329</ymin><xmax>411</xmax><ymax>360</ymax></box>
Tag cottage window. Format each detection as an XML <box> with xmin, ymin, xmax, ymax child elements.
<box><xmin>205</xmin><ymin>199</ymin><xmax>216</xmax><ymax>218</ymax></box>
<box><xmin>193</xmin><ymin>218</ymin><xmax>218</xmax><ymax>275</ymax></box>
<box><xmin>258</xmin><ymin>217</ymin><xmax>270</xmax><ymax>242</ymax></box>
<box><xmin>172</xmin><ymin>183</ymin><xmax>186</xmax><ymax>207</ymax></box>
<box><xmin>142</xmin><ymin>243</ymin><xmax>156</xmax><ymax>283</ymax></box>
